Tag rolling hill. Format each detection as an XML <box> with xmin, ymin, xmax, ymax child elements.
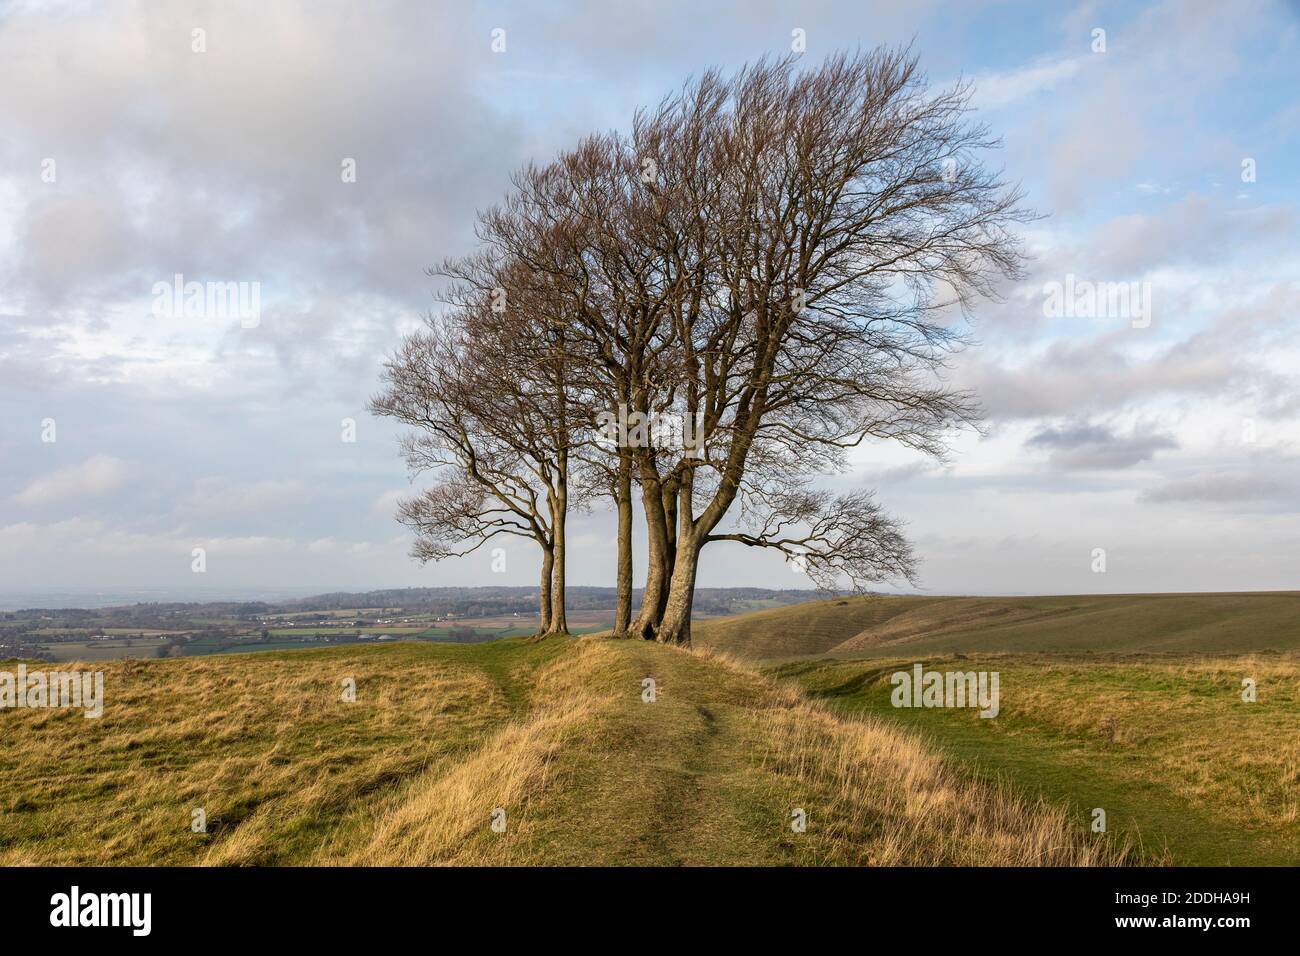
<box><xmin>694</xmin><ymin>591</ymin><xmax>1300</xmax><ymax>660</ymax></box>
<box><xmin>0</xmin><ymin>635</ymin><xmax>1124</xmax><ymax>866</ymax></box>
<box><xmin>6</xmin><ymin>591</ymin><xmax>1297</xmax><ymax>866</ymax></box>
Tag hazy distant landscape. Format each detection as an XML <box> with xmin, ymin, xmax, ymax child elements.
<box><xmin>0</xmin><ymin>587</ymin><xmax>828</xmax><ymax>661</ymax></box>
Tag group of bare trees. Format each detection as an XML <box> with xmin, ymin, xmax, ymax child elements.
<box><xmin>371</xmin><ymin>48</ymin><xmax>1028</xmax><ymax>646</ymax></box>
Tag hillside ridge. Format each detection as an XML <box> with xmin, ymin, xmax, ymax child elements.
<box><xmin>0</xmin><ymin>636</ymin><xmax>1127</xmax><ymax>866</ymax></box>
<box><xmin>694</xmin><ymin>591</ymin><xmax>1300</xmax><ymax>660</ymax></box>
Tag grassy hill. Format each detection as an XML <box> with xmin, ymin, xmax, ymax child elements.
<box><xmin>772</xmin><ymin>652</ymin><xmax>1300</xmax><ymax>865</ymax></box>
<box><xmin>684</xmin><ymin>591</ymin><xmax>1300</xmax><ymax>866</ymax></box>
<box><xmin>7</xmin><ymin>591</ymin><xmax>1298</xmax><ymax>866</ymax></box>
<box><xmin>695</xmin><ymin>591</ymin><xmax>1300</xmax><ymax>660</ymax></box>
<box><xmin>0</xmin><ymin>636</ymin><xmax>1126</xmax><ymax>866</ymax></box>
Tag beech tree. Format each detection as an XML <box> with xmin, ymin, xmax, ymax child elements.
<box><xmin>375</xmin><ymin>47</ymin><xmax>1028</xmax><ymax>646</ymax></box>
<box><xmin>616</xmin><ymin>50</ymin><xmax>1026</xmax><ymax>643</ymax></box>
<box><xmin>471</xmin><ymin>139</ymin><xmax>688</xmax><ymax>636</ymax></box>
<box><xmin>478</xmin><ymin>134</ymin><xmax>747</xmax><ymax>638</ymax></box>
<box><xmin>370</xmin><ymin>255</ymin><xmax>587</xmax><ymax>634</ymax></box>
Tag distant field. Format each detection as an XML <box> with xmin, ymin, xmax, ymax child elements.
<box><xmin>185</xmin><ymin>639</ymin><xmax>333</xmax><ymax>656</ymax></box>
<box><xmin>265</xmin><ymin>626</ymin><xmax>428</xmax><ymax>637</ymax></box>
<box><xmin>419</xmin><ymin>626</ymin><xmax>525</xmax><ymax>639</ymax></box>
<box><xmin>37</xmin><ymin>639</ymin><xmax>169</xmax><ymax>662</ymax></box>
<box><xmin>25</xmin><ymin>627</ymin><xmax>187</xmax><ymax>637</ymax></box>
<box><xmin>695</xmin><ymin>591</ymin><xmax>1300</xmax><ymax>660</ymax></box>
<box><xmin>28</xmin><ymin>624</ymin><xmax>614</xmax><ymax>662</ymax></box>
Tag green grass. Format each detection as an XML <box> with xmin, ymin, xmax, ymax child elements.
<box><xmin>39</xmin><ymin>639</ymin><xmax>168</xmax><ymax>662</ymax></box>
<box><xmin>696</xmin><ymin>590</ymin><xmax>1300</xmax><ymax>866</ymax></box>
<box><xmin>771</xmin><ymin>653</ymin><xmax>1300</xmax><ymax>865</ymax></box>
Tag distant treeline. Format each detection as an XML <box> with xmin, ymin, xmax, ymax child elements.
<box><xmin>296</xmin><ymin>586</ymin><xmax>830</xmax><ymax>618</ymax></box>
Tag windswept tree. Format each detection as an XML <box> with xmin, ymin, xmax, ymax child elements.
<box><xmin>376</xmin><ymin>46</ymin><xmax>1028</xmax><ymax>646</ymax></box>
<box><xmin>434</xmin><ymin>250</ymin><xmax>599</xmax><ymax>634</ymax></box>
<box><xmin>473</xmin><ymin>135</ymin><xmax>703</xmax><ymax>637</ymax></box>
<box><xmin>613</xmin><ymin>50</ymin><xmax>1028</xmax><ymax>644</ymax></box>
<box><xmin>370</xmin><ymin>257</ymin><xmax>589</xmax><ymax>634</ymax></box>
<box><xmin>468</xmin><ymin>139</ymin><xmax>690</xmax><ymax>636</ymax></box>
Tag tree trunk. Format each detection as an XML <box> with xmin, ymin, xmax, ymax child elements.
<box><xmin>549</xmin><ymin>490</ymin><xmax>569</xmax><ymax>635</ymax></box>
<box><xmin>537</xmin><ymin>547</ymin><xmax>554</xmax><ymax>636</ymax></box>
<box><xmin>656</xmin><ymin>477</ymin><xmax>678</xmax><ymax>625</ymax></box>
<box><xmin>614</xmin><ymin>452</ymin><xmax>633</xmax><ymax>636</ymax></box>
<box><xmin>656</xmin><ymin>464</ymin><xmax>703</xmax><ymax>645</ymax></box>
<box><xmin>631</xmin><ymin>462</ymin><xmax>670</xmax><ymax>640</ymax></box>
<box><xmin>656</xmin><ymin>536</ymin><xmax>699</xmax><ymax>646</ymax></box>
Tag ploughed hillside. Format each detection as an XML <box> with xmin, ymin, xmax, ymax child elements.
<box><xmin>693</xmin><ymin>591</ymin><xmax>1300</xmax><ymax>660</ymax></box>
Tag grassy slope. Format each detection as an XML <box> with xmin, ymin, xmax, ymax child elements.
<box><xmin>693</xmin><ymin>591</ymin><xmax>1300</xmax><ymax>866</ymax></box>
<box><xmin>695</xmin><ymin>591</ymin><xmax>1300</xmax><ymax>660</ymax></box>
<box><xmin>772</xmin><ymin>653</ymin><xmax>1300</xmax><ymax>865</ymax></box>
<box><xmin>0</xmin><ymin>637</ymin><xmax>1125</xmax><ymax>866</ymax></box>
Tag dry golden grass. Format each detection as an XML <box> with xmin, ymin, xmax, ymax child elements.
<box><xmin>832</xmin><ymin>598</ymin><xmax>1064</xmax><ymax>651</ymax></box>
<box><xmin>0</xmin><ymin>647</ymin><xmax>509</xmax><ymax>865</ymax></box>
<box><xmin>322</xmin><ymin>639</ymin><xmax>622</xmax><ymax>865</ymax></box>
<box><xmin>753</xmin><ymin>701</ymin><xmax>1134</xmax><ymax>865</ymax></box>
<box><xmin>696</xmin><ymin>591</ymin><xmax>1300</xmax><ymax>659</ymax></box>
<box><xmin>2</xmin><ymin>637</ymin><xmax>1131</xmax><ymax>866</ymax></box>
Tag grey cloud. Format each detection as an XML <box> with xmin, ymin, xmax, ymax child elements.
<box><xmin>858</xmin><ymin>461</ymin><xmax>948</xmax><ymax>484</ymax></box>
<box><xmin>1026</xmin><ymin>422</ymin><xmax>1178</xmax><ymax>470</ymax></box>
<box><xmin>0</xmin><ymin>1</ymin><xmax>526</xmax><ymax>319</ymax></box>
<box><xmin>963</xmin><ymin>284</ymin><xmax>1300</xmax><ymax>420</ymax></box>
<box><xmin>1140</xmin><ymin>472</ymin><xmax>1290</xmax><ymax>504</ymax></box>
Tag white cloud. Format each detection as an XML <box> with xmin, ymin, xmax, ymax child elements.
<box><xmin>371</xmin><ymin>489</ymin><xmax>407</xmax><ymax>518</ymax></box>
<box><xmin>14</xmin><ymin>455</ymin><xmax>129</xmax><ymax>507</ymax></box>
<box><xmin>182</xmin><ymin>478</ymin><xmax>309</xmax><ymax>518</ymax></box>
<box><xmin>970</xmin><ymin>56</ymin><xmax>1085</xmax><ymax>109</ymax></box>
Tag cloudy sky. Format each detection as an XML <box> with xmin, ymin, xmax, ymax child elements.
<box><xmin>2</xmin><ymin>0</ymin><xmax>1298</xmax><ymax>601</ymax></box>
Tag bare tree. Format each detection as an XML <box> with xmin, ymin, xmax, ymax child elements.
<box><xmin>471</xmin><ymin>138</ymin><xmax>690</xmax><ymax>637</ymax></box>
<box><xmin>474</xmin><ymin>125</ymin><xmax>746</xmax><ymax>638</ymax></box>
<box><xmin>378</xmin><ymin>46</ymin><xmax>1029</xmax><ymax>648</ymax></box>
<box><xmin>370</xmin><ymin>269</ymin><xmax>587</xmax><ymax>635</ymax></box>
<box><xmin>620</xmin><ymin>49</ymin><xmax>1029</xmax><ymax>644</ymax></box>
<box><xmin>711</xmin><ymin>487</ymin><xmax>915</xmax><ymax>591</ymax></box>
<box><xmin>443</xmin><ymin>251</ymin><xmax>600</xmax><ymax>634</ymax></box>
